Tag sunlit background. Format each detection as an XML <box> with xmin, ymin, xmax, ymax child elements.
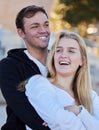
<box><xmin>0</xmin><ymin>0</ymin><xmax>99</xmax><ymax>127</ymax></box>
<box><xmin>0</xmin><ymin>0</ymin><xmax>99</xmax><ymax>92</ymax></box>
<box><xmin>0</xmin><ymin>0</ymin><xmax>99</xmax><ymax>57</ymax></box>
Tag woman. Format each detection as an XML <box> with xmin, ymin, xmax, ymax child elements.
<box><xmin>20</xmin><ymin>30</ymin><xmax>99</xmax><ymax>130</ymax></box>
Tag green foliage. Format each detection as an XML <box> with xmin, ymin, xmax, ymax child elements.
<box><xmin>52</xmin><ymin>0</ymin><xmax>99</xmax><ymax>26</ymax></box>
<box><xmin>59</xmin><ymin>0</ymin><xmax>78</xmax><ymax>5</ymax></box>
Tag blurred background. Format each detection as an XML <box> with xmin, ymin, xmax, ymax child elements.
<box><xmin>0</xmin><ymin>0</ymin><xmax>99</xmax><ymax>128</ymax></box>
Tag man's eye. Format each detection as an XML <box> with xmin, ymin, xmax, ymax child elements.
<box><xmin>31</xmin><ymin>26</ymin><xmax>38</xmax><ymax>28</ymax></box>
<box><xmin>44</xmin><ymin>23</ymin><xmax>49</xmax><ymax>27</ymax></box>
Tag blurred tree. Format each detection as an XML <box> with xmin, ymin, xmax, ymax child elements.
<box><xmin>50</xmin><ymin>0</ymin><xmax>99</xmax><ymax>37</ymax></box>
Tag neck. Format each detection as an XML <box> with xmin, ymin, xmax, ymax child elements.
<box><xmin>52</xmin><ymin>75</ymin><xmax>74</xmax><ymax>97</ymax></box>
<box><xmin>27</xmin><ymin>48</ymin><xmax>48</xmax><ymax>65</ymax></box>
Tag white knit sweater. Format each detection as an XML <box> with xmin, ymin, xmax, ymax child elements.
<box><xmin>25</xmin><ymin>75</ymin><xmax>99</xmax><ymax>130</ymax></box>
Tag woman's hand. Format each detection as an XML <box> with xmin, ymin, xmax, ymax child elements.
<box><xmin>64</xmin><ymin>105</ymin><xmax>82</xmax><ymax>115</ymax></box>
<box><xmin>42</xmin><ymin>105</ymin><xmax>82</xmax><ymax>127</ymax></box>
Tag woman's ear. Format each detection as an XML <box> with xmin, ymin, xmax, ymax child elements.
<box><xmin>80</xmin><ymin>56</ymin><xmax>86</xmax><ymax>66</ymax></box>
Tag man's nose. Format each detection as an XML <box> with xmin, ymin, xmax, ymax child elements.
<box><xmin>39</xmin><ymin>26</ymin><xmax>46</xmax><ymax>33</ymax></box>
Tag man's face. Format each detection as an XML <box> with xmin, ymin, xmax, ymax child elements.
<box><xmin>21</xmin><ymin>12</ymin><xmax>50</xmax><ymax>50</ymax></box>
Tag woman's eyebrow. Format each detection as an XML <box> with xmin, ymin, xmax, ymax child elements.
<box><xmin>56</xmin><ymin>46</ymin><xmax>78</xmax><ymax>50</ymax></box>
<box><xmin>68</xmin><ymin>47</ymin><xmax>78</xmax><ymax>50</ymax></box>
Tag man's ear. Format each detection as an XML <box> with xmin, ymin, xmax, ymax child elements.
<box><xmin>17</xmin><ymin>28</ymin><xmax>25</xmax><ymax>39</ymax></box>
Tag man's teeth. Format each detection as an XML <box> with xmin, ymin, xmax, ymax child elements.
<box><xmin>39</xmin><ymin>36</ymin><xmax>46</xmax><ymax>40</ymax></box>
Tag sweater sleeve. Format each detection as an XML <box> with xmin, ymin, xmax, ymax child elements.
<box><xmin>0</xmin><ymin>58</ymin><xmax>50</xmax><ymax>130</ymax></box>
<box><xmin>25</xmin><ymin>75</ymin><xmax>86</xmax><ymax>130</ymax></box>
<box><xmin>78</xmin><ymin>91</ymin><xmax>99</xmax><ymax>130</ymax></box>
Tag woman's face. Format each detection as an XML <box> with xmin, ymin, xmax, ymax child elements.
<box><xmin>54</xmin><ymin>37</ymin><xmax>83</xmax><ymax>77</ymax></box>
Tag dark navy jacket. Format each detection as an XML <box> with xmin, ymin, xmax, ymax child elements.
<box><xmin>0</xmin><ymin>48</ymin><xmax>50</xmax><ymax>130</ymax></box>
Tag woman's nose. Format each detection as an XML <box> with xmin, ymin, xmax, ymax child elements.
<box><xmin>61</xmin><ymin>52</ymin><xmax>69</xmax><ymax>58</ymax></box>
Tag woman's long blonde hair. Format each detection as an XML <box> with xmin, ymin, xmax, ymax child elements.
<box><xmin>47</xmin><ymin>30</ymin><xmax>93</xmax><ymax>113</ymax></box>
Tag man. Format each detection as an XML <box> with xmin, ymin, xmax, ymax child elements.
<box><xmin>0</xmin><ymin>5</ymin><xmax>50</xmax><ymax>130</ymax></box>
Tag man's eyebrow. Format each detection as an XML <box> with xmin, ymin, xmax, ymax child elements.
<box><xmin>44</xmin><ymin>21</ymin><xmax>49</xmax><ymax>24</ymax></box>
<box><xmin>30</xmin><ymin>21</ymin><xmax>49</xmax><ymax>26</ymax></box>
<box><xmin>30</xmin><ymin>23</ymin><xmax>39</xmax><ymax>26</ymax></box>
<box><xmin>45</xmin><ymin>21</ymin><xmax>49</xmax><ymax>23</ymax></box>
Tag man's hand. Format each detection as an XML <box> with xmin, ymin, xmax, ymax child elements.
<box><xmin>42</xmin><ymin>121</ymin><xmax>48</xmax><ymax>127</ymax></box>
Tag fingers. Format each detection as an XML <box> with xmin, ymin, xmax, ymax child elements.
<box><xmin>42</xmin><ymin>121</ymin><xmax>48</xmax><ymax>127</ymax></box>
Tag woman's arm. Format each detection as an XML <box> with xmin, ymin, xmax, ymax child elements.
<box><xmin>25</xmin><ymin>75</ymin><xmax>86</xmax><ymax>130</ymax></box>
<box><xmin>64</xmin><ymin>91</ymin><xmax>99</xmax><ymax>130</ymax></box>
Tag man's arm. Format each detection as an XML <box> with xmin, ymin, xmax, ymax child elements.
<box><xmin>0</xmin><ymin>59</ymin><xmax>50</xmax><ymax>130</ymax></box>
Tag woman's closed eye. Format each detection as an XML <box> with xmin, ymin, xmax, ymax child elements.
<box><xmin>55</xmin><ymin>49</ymin><xmax>63</xmax><ymax>53</ymax></box>
<box><xmin>68</xmin><ymin>50</ymin><xmax>76</xmax><ymax>53</ymax></box>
